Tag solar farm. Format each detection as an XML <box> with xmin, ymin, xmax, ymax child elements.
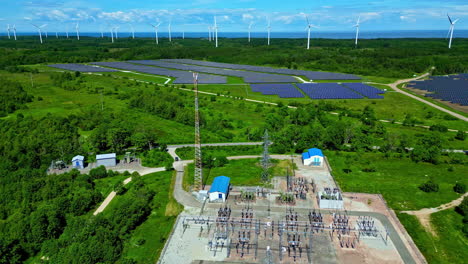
<box><xmin>161</xmin><ymin>59</ymin><xmax>362</xmax><ymax>80</ymax></box>
<box><xmin>46</xmin><ymin>61</ymin><xmax>388</xmax><ymax>100</ymax></box>
<box><xmin>406</xmin><ymin>74</ymin><xmax>468</xmax><ymax>106</ymax></box>
<box><xmin>48</xmin><ymin>63</ymin><xmax>117</xmax><ymax>72</ymax></box>
<box><xmin>129</xmin><ymin>60</ymin><xmax>299</xmax><ymax>83</ymax></box>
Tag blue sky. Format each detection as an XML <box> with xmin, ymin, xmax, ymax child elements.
<box><xmin>1</xmin><ymin>0</ymin><xmax>467</xmax><ymax>32</ymax></box>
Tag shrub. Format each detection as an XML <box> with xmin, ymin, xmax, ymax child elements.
<box><xmin>453</xmin><ymin>183</ymin><xmax>466</xmax><ymax>194</ymax></box>
<box><xmin>419</xmin><ymin>180</ymin><xmax>439</xmax><ymax>192</ymax></box>
<box><xmin>429</xmin><ymin>124</ymin><xmax>448</xmax><ymax>132</ymax></box>
<box><xmin>114</xmin><ymin>182</ymin><xmax>127</xmax><ymax>195</ymax></box>
<box><xmin>89</xmin><ymin>165</ymin><xmax>108</xmax><ymax>179</ymax></box>
<box><xmin>455</xmin><ymin>130</ymin><xmax>466</xmax><ymax>141</ymax></box>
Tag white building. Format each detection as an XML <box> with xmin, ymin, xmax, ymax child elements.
<box><xmin>208</xmin><ymin>176</ymin><xmax>230</xmax><ymax>202</ymax></box>
<box><xmin>317</xmin><ymin>189</ymin><xmax>344</xmax><ymax>209</ymax></box>
<box><xmin>72</xmin><ymin>155</ymin><xmax>84</xmax><ymax>169</ymax></box>
<box><xmin>302</xmin><ymin>148</ymin><xmax>324</xmax><ymax>166</ymax></box>
<box><xmin>96</xmin><ymin>153</ymin><xmax>117</xmax><ymax>167</ymax></box>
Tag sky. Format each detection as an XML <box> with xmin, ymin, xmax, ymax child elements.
<box><xmin>0</xmin><ymin>0</ymin><xmax>467</xmax><ymax>32</ymax></box>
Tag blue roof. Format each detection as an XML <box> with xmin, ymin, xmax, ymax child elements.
<box><xmin>209</xmin><ymin>176</ymin><xmax>230</xmax><ymax>194</ymax></box>
<box><xmin>302</xmin><ymin>148</ymin><xmax>323</xmax><ymax>159</ymax></box>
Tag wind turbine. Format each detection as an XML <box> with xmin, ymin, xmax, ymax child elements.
<box><xmin>114</xmin><ymin>26</ymin><xmax>119</xmax><ymax>39</ymax></box>
<box><xmin>267</xmin><ymin>18</ymin><xmax>271</xmax><ymax>46</ymax></box>
<box><xmin>32</xmin><ymin>24</ymin><xmax>47</xmax><ymax>44</ymax></box>
<box><xmin>65</xmin><ymin>25</ymin><xmax>69</xmax><ymax>38</ymax></box>
<box><xmin>7</xmin><ymin>24</ymin><xmax>11</xmax><ymax>39</ymax></box>
<box><xmin>248</xmin><ymin>22</ymin><xmax>253</xmax><ymax>42</ymax></box>
<box><xmin>214</xmin><ymin>16</ymin><xmax>218</xmax><ymax>47</ymax></box>
<box><xmin>305</xmin><ymin>15</ymin><xmax>318</xmax><ymax>50</ymax></box>
<box><xmin>168</xmin><ymin>22</ymin><xmax>172</xmax><ymax>42</ymax></box>
<box><xmin>150</xmin><ymin>21</ymin><xmax>161</xmax><ymax>44</ymax></box>
<box><xmin>55</xmin><ymin>30</ymin><xmax>58</xmax><ymax>38</ymax></box>
<box><xmin>110</xmin><ymin>27</ymin><xmax>114</xmax><ymax>43</ymax></box>
<box><xmin>75</xmin><ymin>22</ymin><xmax>80</xmax><ymax>40</ymax></box>
<box><xmin>12</xmin><ymin>25</ymin><xmax>16</xmax><ymax>40</ymax></box>
<box><xmin>208</xmin><ymin>26</ymin><xmax>212</xmax><ymax>41</ymax></box>
<box><xmin>100</xmin><ymin>26</ymin><xmax>104</xmax><ymax>38</ymax></box>
<box><xmin>354</xmin><ymin>16</ymin><xmax>360</xmax><ymax>47</ymax></box>
<box><xmin>182</xmin><ymin>30</ymin><xmax>185</xmax><ymax>39</ymax></box>
<box><xmin>130</xmin><ymin>24</ymin><xmax>135</xmax><ymax>39</ymax></box>
<box><xmin>447</xmin><ymin>14</ymin><xmax>459</xmax><ymax>49</ymax></box>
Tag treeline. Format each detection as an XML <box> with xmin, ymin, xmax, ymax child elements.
<box><xmin>1</xmin><ymin>37</ymin><xmax>467</xmax><ymax>78</ymax></box>
<box><xmin>0</xmin><ymin>77</ymin><xmax>33</xmax><ymax>116</ymax></box>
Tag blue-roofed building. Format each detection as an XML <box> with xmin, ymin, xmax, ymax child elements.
<box><xmin>208</xmin><ymin>176</ymin><xmax>231</xmax><ymax>202</ymax></box>
<box><xmin>302</xmin><ymin>148</ymin><xmax>324</xmax><ymax>167</ymax></box>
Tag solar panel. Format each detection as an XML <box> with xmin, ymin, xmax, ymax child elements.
<box><xmin>406</xmin><ymin>74</ymin><xmax>468</xmax><ymax>106</ymax></box>
<box><xmin>90</xmin><ymin>62</ymin><xmax>226</xmax><ymax>84</ymax></box>
<box><xmin>161</xmin><ymin>59</ymin><xmax>361</xmax><ymax>80</ymax></box>
<box><xmin>250</xmin><ymin>84</ymin><xmax>304</xmax><ymax>98</ymax></box>
<box><xmin>129</xmin><ymin>60</ymin><xmax>298</xmax><ymax>83</ymax></box>
<box><xmin>297</xmin><ymin>83</ymin><xmax>364</xmax><ymax>99</ymax></box>
<box><xmin>342</xmin><ymin>83</ymin><xmax>385</xmax><ymax>99</ymax></box>
<box><xmin>48</xmin><ymin>64</ymin><xmax>117</xmax><ymax>72</ymax></box>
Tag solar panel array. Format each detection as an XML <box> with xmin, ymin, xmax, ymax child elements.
<box><xmin>90</xmin><ymin>62</ymin><xmax>226</xmax><ymax>84</ymax></box>
<box><xmin>161</xmin><ymin>59</ymin><xmax>361</xmax><ymax>80</ymax></box>
<box><xmin>250</xmin><ymin>84</ymin><xmax>304</xmax><ymax>98</ymax></box>
<box><xmin>129</xmin><ymin>60</ymin><xmax>298</xmax><ymax>83</ymax></box>
<box><xmin>342</xmin><ymin>83</ymin><xmax>385</xmax><ymax>99</ymax></box>
<box><xmin>48</xmin><ymin>63</ymin><xmax>117</xmax><ymax>72</ymax></box>
<box><xmin>407</xmin><ymin>74</ymin><xmax>468</xmax><ymax>106</ymax></box>
<box><xmin>297</xmin><ymin>83</ymin><xmax>365</xmax><ymax>99</ymax></box>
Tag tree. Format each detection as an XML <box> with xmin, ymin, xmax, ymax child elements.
<box><xmin>455</xmin><ymin>130</ymin><xmax>466</xmax><ymax>141</ymax></box>
<box><xmin>454</xmin><ymin>183</ymin><xmax>466</xmax><ymax>194</ymax></box>
<box><xmin>419</xmin><ymin>181</ymin><xmax>439</xmax><ymax>192</ymax></box>
<box><xmin>89</xmin><ymin>166</ymin><xmax>108</xmax><ymax>179</ymax></box>
<box><xmin>411</xmin><ymin>133</ymin><xmax>443</xmax><ymax>164</ymax></box>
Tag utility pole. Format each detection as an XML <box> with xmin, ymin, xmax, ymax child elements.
<box><xmin>261</xmin><ymin>130</ymin><xmax>271</xmax><ymax>182</ymax></box>
<box><xmin>193</xmin><ymin>72</ymin><xmax>203</xmax><ymax>190</ymax></box>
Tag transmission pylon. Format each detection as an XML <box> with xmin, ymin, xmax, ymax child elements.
<box><xmin>261</xmin><ymin>129</ymin><xmax>271</xmax><ymax>182</ymax></box>
<box><xmin>193</xmin><ymin>72</ymin><xmax>203</xmax><ymax>191</ymax></box>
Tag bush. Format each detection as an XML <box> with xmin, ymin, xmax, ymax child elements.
<box><xmin>454</xmin><ymin>183</ymin><xmax>466</xmax><ymax>194</ymax></box>
<box><xmin>114</xmin><ymin>182</ymin><xmax>127</xmax><ymax>195</ymax></box>
<box><xmin>89</xmin><ymin>165</ymin><xmax>108</xmax><ymax>179</ymax></box>
<box><xmin>419</xmin><ymin>180</ymin><xmax>439</xmax><ymax>193</ymax></box>
<box><xmin>429</xmin><ymin>124</ymin><xmax>448</xmax><ymax>132</ymax></box>
<box><xmin>455</xmin><ymin>130</ymin><xmax>466</xmax><ymax>141</ymax></box>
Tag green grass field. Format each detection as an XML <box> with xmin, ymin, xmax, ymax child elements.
<box><xmin>397</xmin><ymin>210</ymin><xmax>468</xmax><ymax>264</ymax></box>
<box><xmin>94</xmin><ymin>174</ymin><xmax>130</xmax><ymax>197</ymax></box>
<box><xmin>183</xmin><ymin>158</ymin><xmax>293</xmax><ymax>190</ymax></box>
<box><xmin>175</xmin><ymin>145</ymin><xmax>264</xmax><ymax>160</ymax></box>
<box><xmin>326</xmin><ymin>151</ymin><xmax>467</xmax><ymax>210</ymax></box>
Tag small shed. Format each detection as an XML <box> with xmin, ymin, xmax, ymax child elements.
<box><xmin>302</xmin><ymin>148</ymin><xmax>324</xmax><ymax>166</ymax></box>
<box><xmin>72</xmin><ymin>155</ymin><xmax>84</xmax><ymax>169</ymax></box>
<box><xmin>208</xmin><ymin>176</ymin><xmax>230</xmax><ymax>202</ymax></box>
<box><xmin>96</xmin><ymin>153</ymin><xmax>117</xmax><ymax>167</ymax></box>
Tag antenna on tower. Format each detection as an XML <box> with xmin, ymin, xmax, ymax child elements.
<box><xmin>193</xmin><ymin>72</ymin><xmax>203</xmax><ymax>190</ymax></box>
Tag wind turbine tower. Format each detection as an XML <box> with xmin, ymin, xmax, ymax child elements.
<box><xmin>354</xmin><ymin>16</ymin><xmax>360</xmax><ymax>47</ymax></box>
<box><xmin>267</xmin><ymin>18</ymin><xmax>271</xmax><ymax>45</ymax></box>
<box><xmin>110</xmin><ymin>27</ymin><xmax>114</xmax><ymax>43</ymax></box>
<box><xmin>76</xmin><ymin>22</ymin><xmax>80</xmax><ymax>40</ymax></box>
<box><xmin>66</xmin><ymin>25</ymin><xmax>69</xmax><ymax>38</ymax></box>
<box><xmin>248</xmin><ymin>22</ymin><xmax>253</xmax><ymax>42</ymax></box>
<box><xmin>12</xmin><ymin>25</ymin><xmax>16</xmax><ymax>40</ymax></box>
<box><xmin>150</xmin><ymin>22</ymin><xmax>161</xmax><ymax>44</ymax></box>
<box><xmin>130</xmin><ymin>24</ymin><xmax>135</xmax><ymax>39</ymax></box>
<box><xmin>447</xmin><ymin>14</ymin><xmax>459</xmax><ymax>49</ymax></box>
<box><xmin>305</xmin><ymin>15</ymin><xmax>311</xmax><ymax>49</ymax></box>
<box><xmin>168</xmin><ymin>22</ymin><xmax>172</xmax><ymax>42</ymax></box>
<box><xmin>214</xmin><ymin>16</ymin><xmax>218</xmax><ymax>47</ymax></box>
<box><xmin>7</xmin><ymin>24</ymin><xmax>11</xmax><ymax>39</ymax></box>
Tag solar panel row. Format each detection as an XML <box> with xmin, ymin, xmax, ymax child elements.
<box><xmin>341</xmin><ymin>83</ymin><xmax>385</xmax><ymax>99</ymax></box>
<box><xmin>407</xmin><ymin>74</ymin><xmax>468</xmax><ymax>106</ymax></box>
<box><xmin>250</xmin><ymin>84</ymin><xmax>304</xmax><ymax>98</ymax></box>
<box><xmin>297</xmin><ymin>83</ymin><xmax>365</xmax><ymax>99</ymax></box>
<box><xmin>129</xmin><ymin>60</ymin><xmax>298</xmax><ymax>83</ymax></box>
<box><xmin>48</xmin><ymin>63</ymin><xmax>117</xmax><ymax>72</ymax></box>
<box><xmin>161</xmin><ymin>59</ymin><xmax>361</xmax><ymax>81</ymax></box>
<box><xmin>90</xmin><ymin>62</ymin><xmax>227</xmax><ymax>84</ymax></box>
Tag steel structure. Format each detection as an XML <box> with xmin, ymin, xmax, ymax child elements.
<box><xmin>261</xmin><ymin>130</ymin><xmax>271</xmax><ymax>182</ymax></box>
<box><xmin>193</xmin><ymin>72</ymin><xmax>203</xmax><ymax>190</ymax></box>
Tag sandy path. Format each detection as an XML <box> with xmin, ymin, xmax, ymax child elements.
<box><xmin>401</xmin><ymin>192</ymin><xmax>468</xmax><ymax>235</ymax></box>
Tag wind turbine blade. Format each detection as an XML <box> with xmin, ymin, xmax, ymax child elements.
<box><xmin>447</xmin><ymin>14</ymin><xmax>452</xmax><ymax>24</ymax></box>
<box><xmin>357</xmin><ymin>16</ymin><xmax>360</xmax><ymax>24</ymax></box>
<box><xmin>453</xmin><ymin>18</ymin><xmax>459</xmax><ymax>24</ymax></box>
<box><xmin>446</xmin><ymin>25</ymin><xmax>452</xmax><ymax>39</ymax></box>
<box><xmin>305</xmin><ymin>15</ymin><xmax>310</xmax><ymax>25</ymax></box>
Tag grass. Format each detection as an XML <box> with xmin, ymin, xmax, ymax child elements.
<box><xmin>183</xmin><ymin>158</ymin><xmax>293</xmax><ymax>191</ymax></box>
<box><xmin>175</xmin><ymin>145</ymin><xmax>263</xmax><ymax>160</ymax></box>
<box><xmin>326</xmin><ymin>151</ymin><xmax>467</xmax><ymax>211</ymax></box>
<box><xmin>119</xmin><ymin>171</ymin><xmax>182</xmax><ymax>263</ymax></box>
<box><xmin>397</xmin><ymin>210</ymin><xmax>468</xmax><ymax>264</ymax></box>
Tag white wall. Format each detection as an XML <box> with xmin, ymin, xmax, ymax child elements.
<box><xmin>209</xmin><ymin>192</ymin><xmax>226</xmax><ymax>202</ymax></box>
<box><xmin>303</xmin><ymin>155</ymin><xmax>324</xmax><ymax>166</ymax></box>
